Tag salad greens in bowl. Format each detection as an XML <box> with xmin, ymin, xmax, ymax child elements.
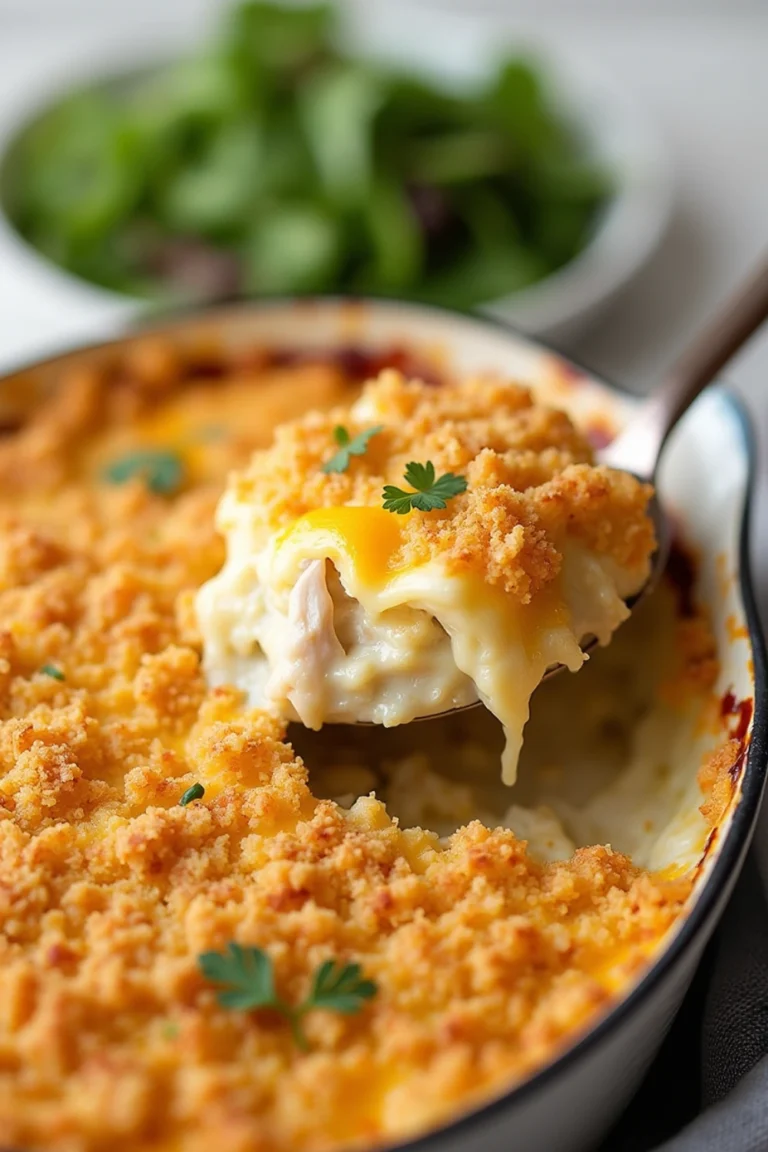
<box><xmin>0</xmin><ymin>1</ymin><xmax>617</xmax><ymax>314</ymax></box>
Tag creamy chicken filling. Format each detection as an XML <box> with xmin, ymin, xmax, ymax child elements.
<box><xmin>198</xmin><ymin>535</ymin><xmax>638</xmax><ymax>784</ymax></box>
<box><xmin>263</xmin><ymin>560</ymin><xmax>478</xmax><ymax>729</ymax></box>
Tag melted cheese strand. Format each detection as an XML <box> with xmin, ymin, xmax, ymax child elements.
<box><xmin>265</xmin><ymin>508</ymin><xmax>587</xmax><ymax>784</ymax></box>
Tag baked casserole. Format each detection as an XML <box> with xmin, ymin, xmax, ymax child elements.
<box><xmin>0</xmin><ymin>336</ymin><xmax>742</xmax><ymax>1152</ymax></box>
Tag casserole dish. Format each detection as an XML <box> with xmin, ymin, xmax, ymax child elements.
<box><xmin>0</xmin><ymin>297</ymin><xmax>763</xmax><ymax>1152</ymax></box>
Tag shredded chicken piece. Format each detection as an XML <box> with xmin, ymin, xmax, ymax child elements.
<box><xmin>266</xmin><ymin>559</ymin><xmax>345</xmax><ymax>727</ymax></box>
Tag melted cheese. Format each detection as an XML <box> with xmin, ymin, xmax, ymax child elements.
<box><xmin>273</xmin><ymin>507</ymin><xmax>407</xmax><ymax>588</ymax></box>
<box><xmin>198</xmin><ymin>504</ymin><xmax>632</xmax><ymax>784</ymax></box>
<box><xmin>272</xmin><ymin>508</ymin><xmax>588</xmax><ymax>781</ymax></box>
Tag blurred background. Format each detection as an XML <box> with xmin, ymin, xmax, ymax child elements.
<box><xmin>0</xmin><ymin>0</ymin><xmax>766</xmax><ymax>616</ymax></box>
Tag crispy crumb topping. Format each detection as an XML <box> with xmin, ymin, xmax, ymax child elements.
<box><xmin>0</xmin><ymin>341</ymin><xmax>736</xmax><ymax>1152</ymax></box>
<box><xmin>228</xmin><ymin>371</ymin><xmax>655</xmax><ymax>600</ymax></box>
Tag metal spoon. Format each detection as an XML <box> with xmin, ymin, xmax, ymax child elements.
<box><xmin>601</xmin><ymin>253</ymin><xmax>768</xmax><ymax>566</ymax></box>
<box><xmin>405</xmin><ymin>254</ymin><xmax>768</xmax><ymax>722</ymax></box>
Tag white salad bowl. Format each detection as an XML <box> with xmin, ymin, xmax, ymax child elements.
<box><xmin>0</xmin><ymin>13</ymin><xmax>671</xmax><ymax>371</ymax></box>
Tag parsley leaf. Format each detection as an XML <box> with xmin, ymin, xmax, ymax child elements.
<box><xmin>307</xmin><ymin>959</ymin><xmax>377</xmax><ymax>1014</ymax></box>
<box><xmin>179</xmin><ymin>783</ymin><xmax>205</xmax><ymax>806</ymax></box>
<box><xmin>103</xmin><ymin>449</ymin><xmax>184</xmax><ymax>495</ymax></box>
<box><xmin>198</xmin><ymin>942</ymin><xmax>277</xmax><ymax>1013</ymax></box>
<box><xmin>198</xmin><ymin>944</ymin><xmax>377</xmax><ymax>1050</ymax></box>
<box><xmin>382</xmin><ymin>461</ymin><xmax>467</xmax><ymax>514</ymax></box>
<box><xmin>321</xmin><ymin>424</ymin><xmax>383</xmax><ymax>474</ymax></box>
<box><xmin>39</xmin><ymin>664</ymin><xmax>65</xmax><ymax>681</ymax></box>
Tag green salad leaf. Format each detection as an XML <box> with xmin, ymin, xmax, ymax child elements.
<box><xmin>2</xmin><ymin>1</ymin><xmax>611</xmax><ymax>310</ymax></box>
<box><xmin>300</xmin><ymin>63</ymin><xmax>384</xmax><ymax>208</ymax></box>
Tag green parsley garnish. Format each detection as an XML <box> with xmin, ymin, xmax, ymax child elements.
<box><xmin>39</xmin><ymin>664</ymin><xmax>65</xmax><ymax>681</ymax></box>
<box><xmin>382</xmin><ymin>461</ymin><xmax>467</xmax><ymax>514</ymax></box>
<box><xmin>198</xmin><ymin>943</ymin><xmax>377</xmax><ymax>1050</ymax></box>
<box><xmin>321</xmin><ymin>424</ymin><xmax>383</xmax><ymax>474</ymax></box>
<box><xmin>103</xmin><ymin>449</ymin><xmax>184</xmax><ymax>495</ymax></box>
<box><xmin>179</xmin><ymin>783</ymin><xmax>205</xmax><ymax>806</ymax></box>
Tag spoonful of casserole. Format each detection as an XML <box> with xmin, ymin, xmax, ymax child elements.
<box><xmin>196</xmin><ymin>370</ymin><xmax>654</xmax><ymax>785</ymax></box>
<box><xmin>197</xmin><ymin>257</ymin><xmax>768</xmax><ymax>786</ymax></box>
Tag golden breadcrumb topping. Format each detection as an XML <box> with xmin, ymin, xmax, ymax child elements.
<box><xmin>230</xmin><ymin>371</ymin><xmax>655</xmax><ymax>600</ymax></box>
<box><xmin>0</xmin><ymin>338</ymin><xmax>737</xmax><ymax>1152</ymax></box>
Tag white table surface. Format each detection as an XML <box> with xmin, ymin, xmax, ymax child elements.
<box><xmin>0</xmin><ymin>0</ymin><xmax>766</xmax><ymax>625</ymax></box>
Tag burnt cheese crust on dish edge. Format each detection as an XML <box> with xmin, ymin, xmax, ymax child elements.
<box><xmin>0</xmin><ymin>338</ymin><xmax>739</xmax><ymax>1152</ymax></box>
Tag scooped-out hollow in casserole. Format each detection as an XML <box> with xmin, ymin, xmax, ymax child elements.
<box><xmin>197</xmin><ymin>371</ymin><xmax>656</xmax><ymax>782</ymax></box>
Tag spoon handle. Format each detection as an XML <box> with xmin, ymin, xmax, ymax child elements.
<box><xmin>601</xmin><ymin>255</ymin><xmax>768</xmax><ymax>479</ymax></box>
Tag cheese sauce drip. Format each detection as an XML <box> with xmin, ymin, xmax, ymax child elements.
<box><xmin>199</xmin><ymin>505</ymin><xmax>625</xmax><ymax>785</ymax></box>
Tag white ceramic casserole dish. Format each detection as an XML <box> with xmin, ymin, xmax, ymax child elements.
<box><xmin>0</xmin><ymin>297</ymin><xmax>763</xmax><ymax>1152</ymax></box>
